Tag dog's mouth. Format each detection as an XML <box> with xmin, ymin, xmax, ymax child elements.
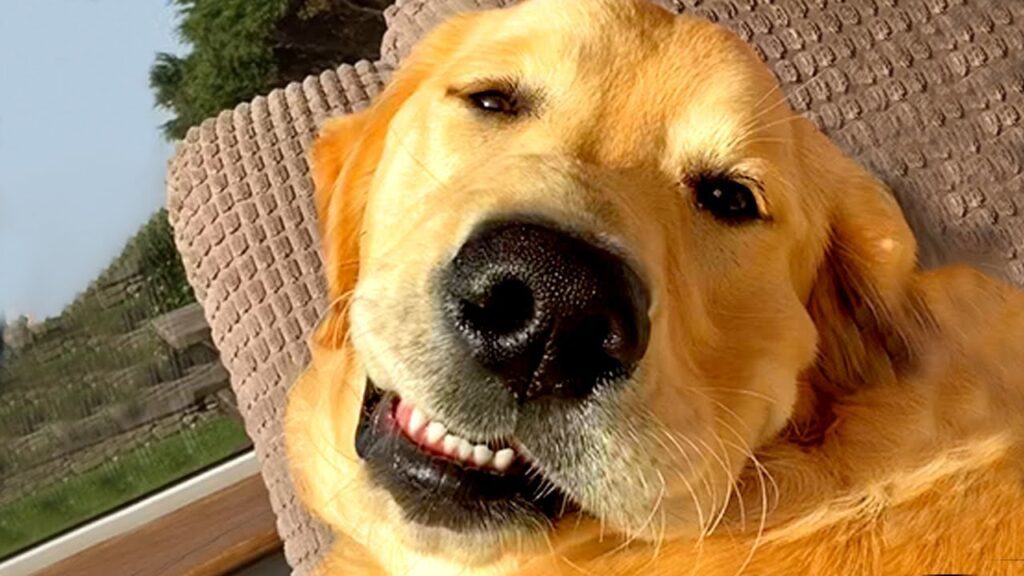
<box><xmin>355</xmin><ymin>379</ymin><xmax>577</xmax><ymax>532</ymax></box>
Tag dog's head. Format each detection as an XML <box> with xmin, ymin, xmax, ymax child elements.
<box><xmin>287</xmin><ymin>0</ymin><xmax>918</xmax><ymax>570</ymax></box>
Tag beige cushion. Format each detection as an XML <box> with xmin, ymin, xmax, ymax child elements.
<box><xmin>166</xmin><ymin>61</ymin><xmax>387</xmax><ymax>572</ymax></box>
<box><xmin>166</xmin><ymin>1</ymin><xmax>1024</xmax><ymax>572</ymax></box>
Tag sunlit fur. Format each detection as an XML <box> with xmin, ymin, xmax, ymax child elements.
<box><xmin>285</xmin><ymin>1</ymin><xmax>1024</xmax><ymax>574</ymax></box>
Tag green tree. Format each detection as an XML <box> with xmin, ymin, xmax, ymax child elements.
<box><xmin>133</xmin><ymin>209</ymin><xmax>196</xmax><ymax>315</ymax></box>
<box><xmin>0</xmin><ymin>315</ymin><xmax>7</xmax><ymax>381</ymax></box>
<box><xmin>149</xmin><ymin>53</ymin><xmax>188</xmax><ymax>138</ymax></box>
<box><xmin>151</xmin><ymin>0</ymin><xmax>289</xmax><ymax>139</ymax></box>
<box><xmin>151</xmin><ymin>0</ymin><xmax>391</xmax><ymax>140</ymax></box>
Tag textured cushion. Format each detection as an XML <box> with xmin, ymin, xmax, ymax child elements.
<box><xmin>380</xmin><ymin>0</ymin><xmax>679</xmax><ymax>66</ymax></box>
<box><xmin>166</xmin><ymin>1</ymin><xmax>1024</xmax><ymax>573</ymax></box>
<box><xmin>166</xmin><ymin>61</ymin><xmax>387</xmax><ymax>573</ymax></box>
<box><xmin>380</xmin><ymin>0</ymin><xmax>517</xmax><ymax>67</ymax></box>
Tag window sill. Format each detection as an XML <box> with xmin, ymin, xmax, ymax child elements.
<box><xmin>0</xmin><ymin>452</ymin><xmax>282</xmax><ymax>576</ymax></box>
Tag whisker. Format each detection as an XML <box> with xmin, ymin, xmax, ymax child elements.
<box><xmin>748</xmin><ymin>68</ymin><xmax>830</xmax><ymax>126</ymax></box>
<box><xmin>644</xmin><ymin>428</ymin><xmax>708</xmax><ymax>534</ymax></box>
<box><xmin>713</xmin><ymin>418</ymin><xmax>774</xmax><ymax>576</ymax></box>
<box><xmin>698</xmin><ymin>386</ymin><xmax>778</xmax><ymax>403</ymax></box>
<box><xmin>692</xmin><ymin>433</ymin><xmax>742</xmax><ymax>537</ymax></box>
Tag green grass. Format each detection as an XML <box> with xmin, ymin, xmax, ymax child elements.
<box><xmin>0</xmin><ymin>416</ymin><xmax>251</xmax><ymax>560</ymax></box>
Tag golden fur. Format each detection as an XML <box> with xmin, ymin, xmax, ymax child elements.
<box><xmin>285</xmin><ymin>1</ymin><xmax>1024</xmax><ymax>574</ymax></box>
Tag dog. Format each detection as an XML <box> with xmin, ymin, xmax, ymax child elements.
<box><xmin>285</xmin><ymin>1</ymin><xmax>1024</xmax><ymax>574</ymax></box>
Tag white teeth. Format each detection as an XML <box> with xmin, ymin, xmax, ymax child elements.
<box><xmin>492</xmin><ymin>448</ymin><xmax>515</xmax><ymax>471</ymax></box>
<box><xmin>442</xmin><ymin>434</ymin><xmax>461</xmax><ymax>455</ymax></box>
<box><xmin>408</xmin><ymin>407</ymin><xmax>427</xmax><ymax>437</ymax></box>
<box><xmin>400</xmin><ymin>401</ymin><xmax>519</xmax><ymax>471</ymax></box>
<box><xmin>425</xmin><ymin>421</ymin><xmax>447</xmax><ymax>444</ymax></box>
<box><xmin>457</xmin><ymin>438</ymin><xmax>474</xmax><ymax>461</ymax></box>
<box><xmin>472</xmin><ymin>444</ymin><xmax>494</xmax><ymax>467</ymax></box>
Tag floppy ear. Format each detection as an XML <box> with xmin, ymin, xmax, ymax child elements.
<box><xmin>797</xmin><ymin>118</ymin><xmax>931</xmax><ymax>399</ymax></box>
<box><xmin>308</xmin><ymin>12</ymin><xmax>485</xmax><ymax>349</ymax></box>
<box><xmin>310</xmin><ymin>114</ymin><xmax>368</xmax><ymax>295</ymax></box>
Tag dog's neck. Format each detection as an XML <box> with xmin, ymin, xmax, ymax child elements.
<box><xmin>750</xmin><ymin>266</ymin><xmax>1024</xmax><ymax>531</ymax></box>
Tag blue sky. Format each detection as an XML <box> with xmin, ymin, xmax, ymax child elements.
<box><xmin>0</xmin><ymin>0</ymin><xmax>184</xmax><ymax>320</ymax></box>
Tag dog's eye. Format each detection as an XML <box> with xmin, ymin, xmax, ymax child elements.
<box><xmin>693</xmin><ymin>177</ymin><xmax>762</xmax><ymax>223</ymax></box>
<box><xmin>467</xmin><ymin>89</ymin><xmax>519</xmax><ymax>115</ymax></box>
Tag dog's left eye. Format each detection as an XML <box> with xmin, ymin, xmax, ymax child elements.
<box><xmin>467</xmin><ymin>89</ymin><xmax>520</xmax><ymax>115</ymax></box>
<box><xmin>693</xmin><ymin>177</ymin><xmax>762</xmax><ymax>223</ymax></box>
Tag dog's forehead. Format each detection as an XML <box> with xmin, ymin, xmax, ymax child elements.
<box><xmin>444</xmin><ymin>0</ymin><xmax>787</xmax><ymax>164</ymax></box>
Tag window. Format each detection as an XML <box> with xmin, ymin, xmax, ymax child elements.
<box><xmin>0</xmin><ymin>1</ymin><xmax>390</xmax><ymax>570</ymax></box>
<box><xmin>0</xmin><ymin>3</ymin><xmax>252</xmax><ymax>562</ymax></box>
<box><xmin>0</xmin><ymin>285</ymin><xmax>253</xmax><ymax>560</ymax></box>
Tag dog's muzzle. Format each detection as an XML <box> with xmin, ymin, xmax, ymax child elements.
<box><xmin>356</xmin><ymin>217</ymin><xmax>651</xmax><ymax>533</ymax></box>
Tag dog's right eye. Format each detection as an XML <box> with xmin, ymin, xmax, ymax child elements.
<box><xmin>466</xmin><ymin>89</ymin><xmax>520</xmax><ymax>116</ymax></box>
<box><xmin>692</xmin><ymin>176</ymin><xmax>763</xmax><ymax>224</ymax></box>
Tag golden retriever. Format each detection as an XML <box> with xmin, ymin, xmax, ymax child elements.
<box><xmin>285</xmin><ymin>1</ymin><xmax>1024</xmax><ymax>574</ymax></box>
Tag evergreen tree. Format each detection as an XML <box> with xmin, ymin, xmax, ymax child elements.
<box><xmin>151</xmin><ymin>0</ymin><xmax>390</xmax><ymax>140</ymax></box>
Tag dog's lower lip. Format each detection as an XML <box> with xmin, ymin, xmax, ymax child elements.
<box><xmin>355</xmin><ymin>378</ymin><xmax>577</xmax><ymax>531</ymax></box>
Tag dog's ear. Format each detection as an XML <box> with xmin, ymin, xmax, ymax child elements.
<box><xmin>308</xmin><ymin>108</ymin><xmax>374</xmax><ymax>351</ymax></box>
<box><xmin>308</xmin><ymin>13</ymin><xmax>485</xmax><ymax>349</ymax></box>
<box><xmin>797</xmin><ymin>118</ymin><xmax>929</xmax><ymax>399</ymax></box>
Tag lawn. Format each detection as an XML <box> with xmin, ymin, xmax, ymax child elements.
<box><xmin>0</xmin><ymin>415</ymin><xmax>251</xmax><ymax>560</ymax></box>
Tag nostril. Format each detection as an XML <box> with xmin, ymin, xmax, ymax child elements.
<box><xmin>547</xmin><ymin>313</ymin><xmax>636</xmax><ymax>395</ymax></box>
<box><xmin>458</xmin><ymin>278</ymin><xmax>535</xmax><ymax>337</ymax></box>
<box><xmin>600</xmin><ymin>313</ymin><xmax>643</xmax><ymax>366</ymax></box>
<box><xmin>557</xmin><ymin>315</ymin><xmax>612</xmax><ymax>373</ymax></box>
<box><xmin>563</xmin><ymin>315</ymin><xmax>612</xmax><ymax>361</ymax></box>
<box><xmin>561</xmin><ymin>313</ymin><xmax>638</xmax><ymax>364</ymax></box>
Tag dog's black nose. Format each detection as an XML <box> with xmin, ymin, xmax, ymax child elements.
<box><xmin>441</xmin><ymin>219</ymin><xmax>650</xmax><ymax>402</ymax></box>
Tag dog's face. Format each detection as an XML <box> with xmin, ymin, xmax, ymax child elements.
<box><xmin>288</xmin><ymin>0</ymin><xmax>917</xmax><ymax>569</ymax></box>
